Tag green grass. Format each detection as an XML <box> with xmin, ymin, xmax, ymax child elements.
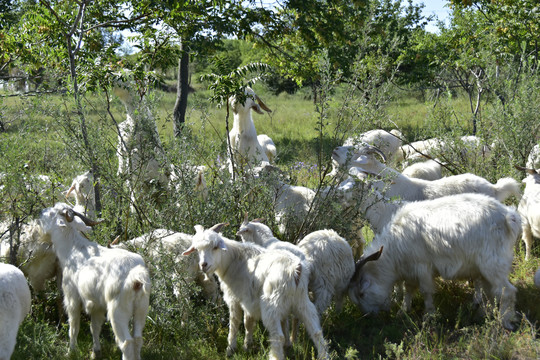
<box><xmin>2</xmin><ymin>83</ymin><xmax>540</xmax><ymax>359</ymax></box>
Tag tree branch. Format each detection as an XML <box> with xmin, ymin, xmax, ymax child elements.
<box><xmin>82</xmin><ymin>13</ymin><xmax>152</xmax><ymax>33</ymax></box>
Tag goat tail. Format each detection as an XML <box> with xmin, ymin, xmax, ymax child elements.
<box><xmin>504</xmin><ymin>210</ymin><xmax>522</xmax><ymax>247</ymax></box>
<box><xmin>127</xmin><ymin>264</ymin><xmax>151</xmax><ymax>296</ymax></box>
<box><xmin>494</xmin><ymin>177</ymin><xmax>521</xmax><ymax>201</ymax></box>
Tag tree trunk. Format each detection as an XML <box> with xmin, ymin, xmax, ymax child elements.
<box><xmin>173</xmin><ymin>44</ymin><xmax>190</xmax><ymax>137</ymax></box>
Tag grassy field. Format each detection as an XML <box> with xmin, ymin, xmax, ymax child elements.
<box><xmin>1</xmin><ymin>81</ymin><xmax>540</xmax><ymax>359</ymax></box>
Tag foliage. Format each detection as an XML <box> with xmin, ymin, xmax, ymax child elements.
<box><xmin>250</xmin><ymin>0</ymin><xmax>428</xmax><ymax>91</ymax></box>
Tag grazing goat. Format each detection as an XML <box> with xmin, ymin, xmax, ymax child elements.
<box><xmin>348</xmin><ymin>193</ymin><xmax>521</xmax><ymax>330</ymax></box>
<box><xmin>39</xmin><ymin>203</ymin><xmax>151</xmax><ymax>360</ymax></box>
<box><xmin>228</xmin><ymin>87</ymin><xmax>273</xmax><ymax>173</ymax></box>
<box><xmin>0</xmin><ymin>263</ymin><xmax>31</xmax><ymax>360</ymax></box>
<box><xmin>332</xmin><ymin>144</ymin><xmax>521</xmax><ymax>202</ymax></box>
<box><xmin>515</xmin><ymin>166</ymin><xmax>540</xmax><ymax>260</ymax></box>
<box><xmin>183</xmin><ymin>223</ymin><xmax>328</xmax><ymax>360</ymax></box>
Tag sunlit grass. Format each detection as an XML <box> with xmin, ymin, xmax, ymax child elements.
<box><xmin>2</xmin><ymin>84</ymin><xmax>540</xmax><ymax>360</ymax></box>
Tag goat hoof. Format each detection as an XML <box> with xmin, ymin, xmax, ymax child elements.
<box><xmin>226</xmin><ymin>345</ymin><xmax>236</xmax><ymax>357</ymax></box>
<box><xmin>91</xmin><ymin>349</ymin><xmax>102</xmax><ymax>359</ymax></box>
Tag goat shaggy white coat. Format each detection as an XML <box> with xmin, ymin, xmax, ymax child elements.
<box><xmin>515</xmin><ymin>166</ymin><xmax>540</xmax><ymax>260</ymax></box>
<box><xmin>343</xmin><ymin>129</ymin><xmax>403</xmax><ymax>164</ymax></box>
<box><xmin>0</xmin><ymin>219</ymin><xmax>60</xmax><ymax>293</ymax></box>
<box><xmin>0</xmin><ymin>263</ymin><xmax>31</xmax><ymax>360</ymax></box>
<box><xmin>237</xmin><ymin>219</ymin><xmax>355</xmax><ymax>314</ymax></box>
<box><xmin>39</xmin><ymin>203</ymin><xmax>151</xmax><ymax>360</ymax></box>
<box><xmin>401</xmin><ymin>159</ymin><xmax>443</xmax><ymax>181</ymax></box>
<box><xmin>348</xmin><ymin>193</ymin><xmax>520</xmax><ymax>330</ymax></box>
<box><xmin>183</xmin><ymin>223</ymin><xmax>328</xmax><ymax>360</ymax></box>
<box><xmin>332</xmin><ymin>144</ymin><xmax>521</xmax><ymax>202</ymax></box>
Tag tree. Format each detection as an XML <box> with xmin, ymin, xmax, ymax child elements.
<box><xmin>246</xmin><ymin>0</ymin><xmax>428</xmax><ymax>97</ymax></box>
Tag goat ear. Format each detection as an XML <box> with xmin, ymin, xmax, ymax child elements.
<box><xmin>360</xmin><ymin>278</ymin><xmax>371</xmax><ymax>292</ymax></box>
<box><xmin>182</xmin><ymin>246</ymin><xmax>196</xmax><ymax>256</ymax></box>
<box><xmin>251</xmin><ymin>103</ymin><xmax>264</xmax><ymax>115</ymax></box>
<box><xmin>55</xmin><ymin>216</ymin><xmax>68</xmax><ymax>228</ymax></box>
<box><xmin>242</xmin><ymin>212</ymin><xmax>249</xmax><ymax>226</ymax></box>
<box><xmin>209</xmin><ymin>222</ymin><xmax>229</xmax><ymax>233</ymax></box>
<box><xmin>255</xmin><ymin>95</ymin><xmax>272</xmax><ymax>113</ymax></box>
<box><xmin>65</xmin><ymin>183</ymin><xmax>76</xmax><ymax>198</ymax></box>
<box><xmin>353</xmin><ymin>155</ymin><xmax>369</xmax><ymax>165</ymax></box>
<box><xmin>236</xmin><ymin>227</ymin><xmax>249</xmax><ymax>237</ymax></box>
<box><xmin>219</xmin><ymin>238</ymin><xmax>228</xmax><ymax>251</ymax></box>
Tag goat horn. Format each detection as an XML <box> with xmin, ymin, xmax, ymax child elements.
<box><xmin>62</xmin><ymin>208</ymin><xmax>75</xmax><ymax>222</ymax></box>
<box><xmin>350</xmin><ymin>246</ymin><xmax>383</xmax><ymax>284</ymax></box>
<box><xmin>65</xmin><ymin>183</ymin><xmax>76</xmax><ymax>198</ymax></box>
<box><xmin>514</xmin><ymin>164</ymin><xmax>538</xmax><ymax>175</ymax></box>
<box><xmin>242</xmin><ymin>212</ymin><xmax>249</xmax><ymax>226</ymax></box>
<box><xmin>366</xmin><ymin>145</ymin><xmax>387</xmax><ymax>163</ymax></box>
<box><xmin>251</xmin><ymin>218</ymin><xmax>265</xmax><ymax>223</ymax></box>
<box><xmin>72</xmin><ymin>210</ymin><xmax>102</xmax><ymax>227</ymax></box>
<box><xmin>255</xmin><ymin>95</ymin><xmax>272</xmax><ymax>113</ymax></box>
<box><xmin>209</xmin><ymin>222</ymin><xmax>229</xmax><ymax>233</ymax></box>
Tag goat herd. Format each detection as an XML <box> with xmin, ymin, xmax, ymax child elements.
<box><xmin>1</xmin><ymin>86</ymin><xmax>540</xmax><ymax>360</ymax></box>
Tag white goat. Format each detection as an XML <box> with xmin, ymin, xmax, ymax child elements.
<box><xmin>65</xmin><ymin>171</ymin><xmax>95</xmax><ymax>217</ymax></box>
<box><xmin>113</xmin><ymin>228</ymin><xmax>219</xmax><ymax>302</ymax></box>
<box><xmin>236</xmin><ymin>217</ymin><xmax>306</xmax><ymax>260</ymax></box>
<box><xmin>401</xmin><ymin>159</ymin><xmax>443</xmax><ymax>181</ymax></box>
<box><xmin>254</xmin><ymin>163</ymin><xmax>316</xmax><ymax>238</ymax></box>
<box><xmin>39</xmin><ymin>203</ymin><xmax>151</xmax><ymax>360</ymax></box>
<box><xmin>328</xmin><ymin>129</ymin><xmax>403</xmax><ymax>177</ymax></box>
<box><xmin>344</xmin><ymin>129</ymin><xmax>403</xmax><ymax>163</ymax></box>
<box><xmin>332</xmin><ymin>144</ymin><xmax>521</xmax><ymax>202</ymax></box>
<box><xmin>396</xmin><ymin>135</ymin><xmax>492</xmax><ymax>165</ymax></box>
<box><xmin>515</xmin><ymin>166</ymin><xmax>540</xmax><ymax>260</ymax></box>
<box><xmin>114</xmin><ymin>82</ymin><xmax>170</xmax><ymax>206</ymax></box>
<box><xmin>348</xmin><ymin>193</ymin><xmax>521</xmax><ymax>330</ymax></box>
<box><xmin>0</xmin><ymin>219</ymin><xmax>60</xmax><ymax>293</ymax></box>
<box><xmin>526</xmin><ymin>144</ymin><xmax>540</xmax><ymax>170</ymax></box>
<box><xmin>297</xmin><ymin>229</ymin><xmax>355</xmax><ymax>314</ymax></box>
<box><xmin>395</xmin><ymin>137</ymin><xmax>444</xmax><ymax>163</ymax></box>
<box><xmin>0</xmin><ymin>263</ymin><xmax>31</xmax><ymax>360</ymax></box>
<box><xmin>237</xmin><ymin>218</ymin><xmax>355</xmax><ymax>314</ymax></box>
<box><xmin>182</xmin><ymin>223</ymin><xmax>328</xmax><ymax>360</ymax></box>
<box><xmin>228</xmin><ymin>87</ymin><xmax>273</xmax><ymax>173</ymax></box>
